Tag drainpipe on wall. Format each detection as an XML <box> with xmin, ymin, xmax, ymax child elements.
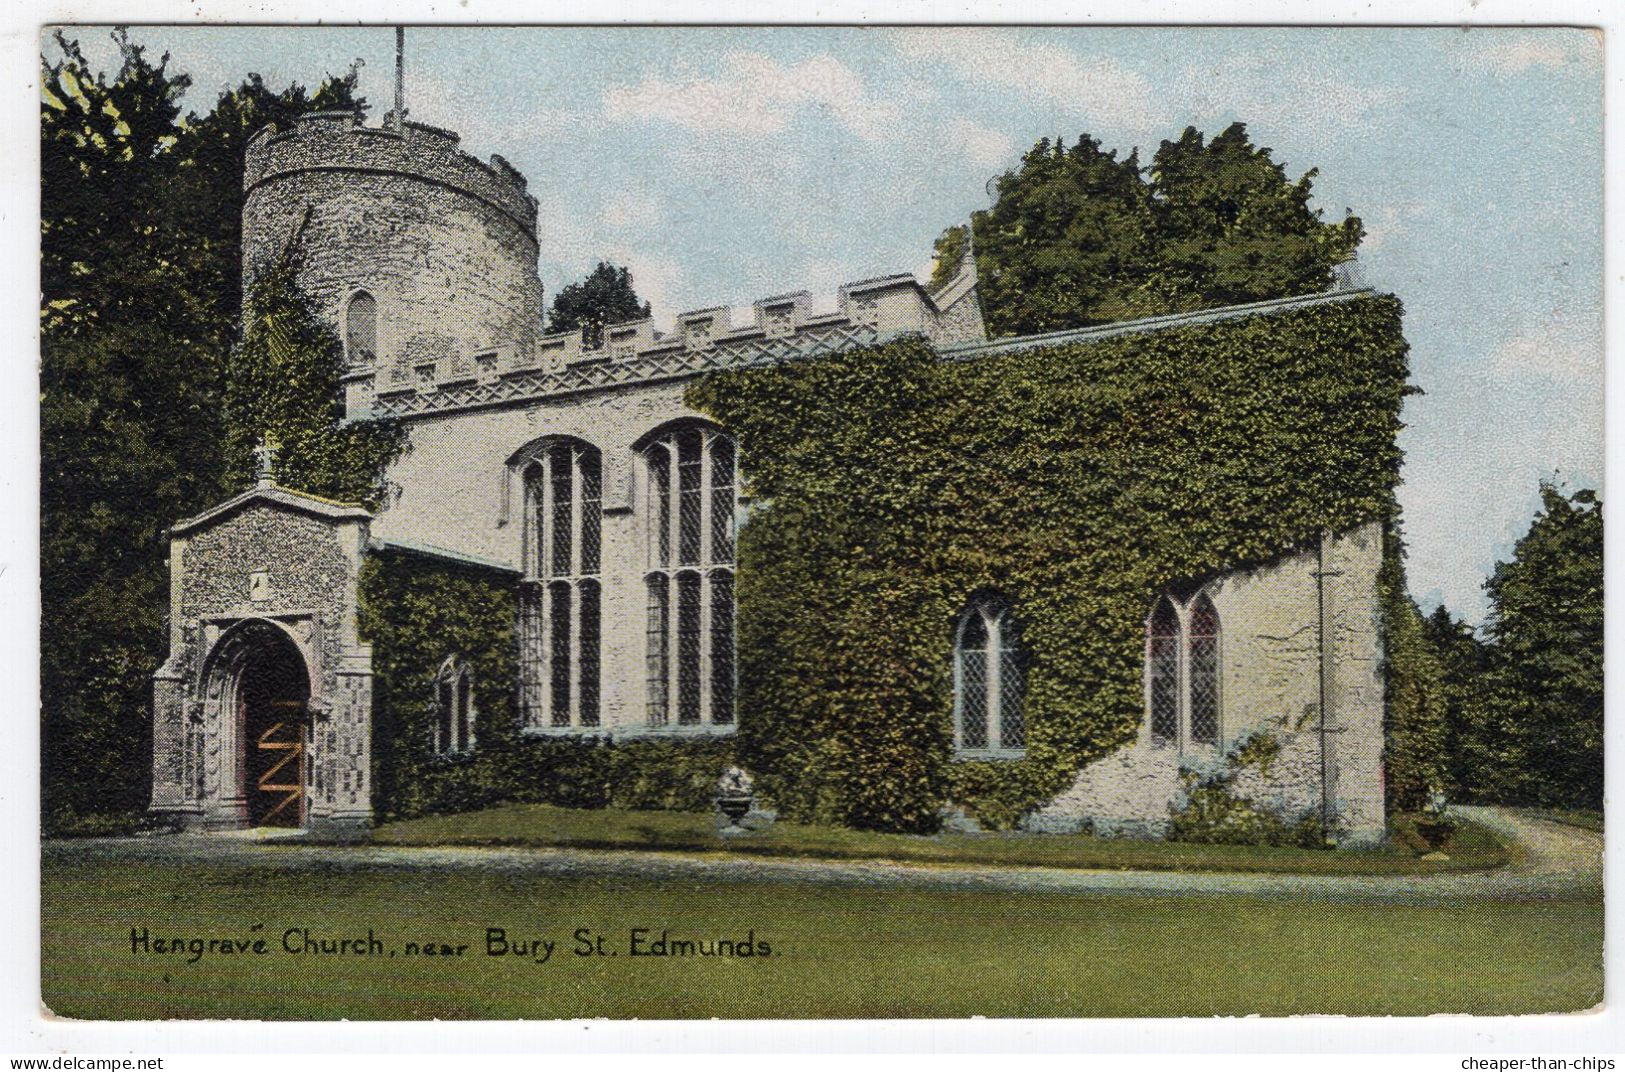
<box><xmin>1315</xmin><ymin>530</ymin><xmax>1343</xmax><ymax>838</ymax></box>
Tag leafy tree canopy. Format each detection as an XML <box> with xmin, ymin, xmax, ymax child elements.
<box><xmin>934</xmin><ymin>123</ymin><xmax>1364</xmax><ymax>336</ymax></box>
<box><xmin>40</xmin><ymin>28</ymin><xmax>368</xmax><ymax>826</ymax></box>
<box><xmin>545</xmin><ymin>261</ymin><xmax>652</xmax><ymax>348</ymax></box>
<box><xmin>1474</xmin><ymin>483</ymin><xmax>1603</xmax><ymax>809</ymax></box>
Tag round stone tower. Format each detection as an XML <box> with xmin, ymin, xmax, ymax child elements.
<box><xmin>242</xmin><ymin>111</ymin><xmax>543</xmax><ymax>381</ymax></box>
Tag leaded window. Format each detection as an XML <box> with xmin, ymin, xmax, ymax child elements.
<box><xmin>520</xmin><ymin>440</ymin><xmax>602</xmax><ymax>730</ymax></box>
<box><xmin>1188</xmin><ymin>595</ymin><xmax>1220</xmax><ymax>745</ymax></box>
<box><xmin>434</xmin><ymin>656</ymin><xmax>474</xmax><ymax>755</ymax></box>
<box><xmin>1145</xmin><ymin>592</ymin><xmax>1222</xmax><ymax>750</ymax></box>
<box><xmin>1148</xmin><ymin>599</ymin><xmax>1181</xmax><ymax>745</ymax></box>
<box><xmin>643</xmin><ymin>426</ymin><xmax>737</xmax><ymax>728</ymax></box>
<box><xmin>954</xmin><ymin>595</ymin><xmax>1026</xmax><ymax>756</ymax></box>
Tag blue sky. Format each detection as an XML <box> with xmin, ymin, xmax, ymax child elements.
<box><xmin>57</xmin><ymin>25</ymin><xmax>1603</xmax><ymax>623</ymax></box>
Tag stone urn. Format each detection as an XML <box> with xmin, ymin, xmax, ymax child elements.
<box><xmin>716</xmin><ymin>766</ymin><xmax>755</xmax><ymax>832</ymax></box>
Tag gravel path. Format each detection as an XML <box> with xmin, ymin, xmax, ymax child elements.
<box><xmin>45</xmin><ymin>806</ymin><xmax>1600</xmax><ymax>904</ymax></box>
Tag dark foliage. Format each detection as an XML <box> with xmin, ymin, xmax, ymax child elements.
<box><xmin>360</xmin><ymin>550</ymin><xmax>733</xmax><ymax>821</ymax></box>
<box><xmin>40</xmin><ymin>29</ymin><xmax>365</xmax><ymax>828</ymax></box>
<box><xmin>1475</xmin><ymin>485</ymin><xmax>1603</xmax><ymax>808</ymax></box>
<box><xmin>936</xmin><ymin>124</ymin><xmax>1364</xmax><ymax>336</ymax></box>
<box><xmin>691</xmin><ymin>296</ymin><xmax>1420</xmax><ymax>832</ymax></box>
<box><xmin>545</xmin><ymin>261</ymin><xmax>652</xmax><ymax>348</ymax></box>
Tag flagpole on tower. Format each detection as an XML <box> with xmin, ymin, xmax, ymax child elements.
<box><xmin>393</xmin><ymin>26</ymin><xmax>407</xmax><ymax>131</ymax></box>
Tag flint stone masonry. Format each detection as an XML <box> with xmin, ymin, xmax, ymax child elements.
<box><xmin>150</xmin><ymin>488</ymin><xmax>375</xmax><ymax>836</ymax></box>
<box><xmin>1029</xmin><ymin>522</ymin><xmax>1386</xmax><ymax>844</ymax></box>
<box><xmin>244</xmin><ymin>113</ymin><xmax>544</xmax><ymax>383</ymax></box>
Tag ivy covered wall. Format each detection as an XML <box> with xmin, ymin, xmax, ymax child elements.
<box><xmin>359</xmin><ymin>547</ymin><xmax>731</xmax><ymax>820</ymax></box>
<box><xmin>688</xmin><ymin>294</ymin><xmax>1421</xmax><ymax>833</ymax></box>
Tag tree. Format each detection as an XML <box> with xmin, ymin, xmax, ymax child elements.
<box><xmin>545</xmin><ymin>261</ymin><xmax>651</xmax><ymax>348</ymax></box>
<box><xmin>966</xmin><ymin>136</ymin><xmax>1154</xmax><ymax>335</ymax></box>
<box><xmin>1420</xmin><ymin>604</ymin><xmax>1493</xmax><ymax>801</ymax></box>
<box><xmin>1147</xmin><ymin>123</ymin><xmax>1363</xmax><ymax>309</ymax></box>
<box><xmin>1378</xmin><ymin>529</ymin><xmax>1450</xmax><ymax>813</ymax></box>
<box><xmin>935</xmin><ymin>123</ymin><xmax>1364</xmax><ymax>336</ymax></box>
<box><xmin>1475</xmin><ymin>484</ymin><xmax>1603</xmax><ymax>809</ymax></box>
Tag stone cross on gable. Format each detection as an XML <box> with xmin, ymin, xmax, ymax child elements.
<box><xmin>253</xmin><ymin>437</ymin><xmax>280</xmax><ymax>487</ymax></box>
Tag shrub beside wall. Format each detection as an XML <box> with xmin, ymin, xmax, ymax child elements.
<box><xmin>689</xmin><ymin>295</ymin><xmax>1417</xmax><ymax>833</ymax></box>
<box><xmin>359</xmin><ymin>547</ymin><xmax>731</xmax><ymax>821</ymax></box>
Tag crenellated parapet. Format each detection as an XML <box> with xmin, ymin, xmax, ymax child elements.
<box><xmin>352</xmin><ymin>266</ymin><xmax>989</xmax><ymax>421</ymax></box>
<box><xmin>245</xmin><ymin>111</ymin><xmax>538</xmax><ymax>242</ymax></box>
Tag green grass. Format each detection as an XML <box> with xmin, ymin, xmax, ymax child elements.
<box><xmin>41</xmin><ymin>850</ymin><xmax>1600</xmax><ymax>1019</ymax></box>
<box><xmin>371</xmin><ymin>803</ymin><xmax>1509</xmax><ymax>875</ymax></box>
<box><xmin>1512</xmin><ymin>807</ymin><xmax>1604</xmax><ymax>833</ymax></box>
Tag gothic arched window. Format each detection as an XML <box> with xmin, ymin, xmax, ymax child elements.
<box><xmin>346</xmin><ymin>291</ymin><xmax>377</xmax><ymax>365</ymax></box>
<box><xmin>435</xmin><ymin>656</ymin><xmax>474</xmax><ymax>755</ymax></box>
<box><xmin>954</xmin><ymin>595</ymin><xmax>1026</xmax><ymax>756</ymax></box>
<box><xmin>1187</xmin><ymin>595</ymin><xmax>1221</xmax><ymax>746</ymax></box>
<box><xmin>1145</xmin><ymin>592</ymin><xmax>1222</xmax><ymax>750</ymax></box>
<box><xmin>519</xmin><ymin>440</ymin><xmax>602</xmax><ymax>730</ymax></box>
<box><xmin>643</xmin><ymin>425</ymin><xmax>736</xmax><ymax>728</ymax></box>
<box><xmin>1147</xmin><ymin>598</ymin><xmax>1181</xmax><ymax>745</ymax></box>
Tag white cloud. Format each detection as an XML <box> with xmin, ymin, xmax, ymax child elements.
<box><xmin>893</xmin><ymin>29</ymin><xmax>1166</xmax><ymax>131</ymax></box>
<box><xmin>602</xmin><ymin>51</ymin><xmax>900</xmax><ymax>143</ymax></box>
<box><xmin>1471</xmin><ymin>32</ymin><xmax>1598</xmax><ymax>75</ymax></box>
<box><xmin>1487</xmin><ymin>313</ymin><xmax>1603</xmax><ymax>385</ymax></box>
<box><xmin>598</xmin><ymin>189</ymin><xmax>665</xmax><ymax>233</ymax></box>
<box><xmin>1358</xmin><ymin>201</ymin><xmax>1428</xmax><ymax>253</ymax></box>
<box><xmin>945</xmin><ymin>117</ymin><xmax>1015</xmax><ymax>171</ymax></box>
<box><xmin>1169</xmin><ymin>55</ymin><xmax>1405</xmax><ymax>144</ymax></box>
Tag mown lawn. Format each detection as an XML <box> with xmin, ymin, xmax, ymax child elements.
<box><xmin>371</xmin><ymin>803</ymin><xmax>1509</xmax><ymax>875</ymax></box>
<box><xmin>41</xmin><ymin>849</ymin><xmax>1600</xmax><ymax>1019</ymax></box>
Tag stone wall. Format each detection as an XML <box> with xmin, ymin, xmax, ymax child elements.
<box><xmin>372</xmin><ymin>378</ymin><xmax>704</xmax><ymax>740</ymax></box>
<box><xmin>243</xmin><ymin>113</ymin><xmax>543</xmax><ymax>380</ymax></box>
<box><xmin>1029</xmin><ymin>522</ymin><xmax>1386</xmax><ymax>844</ymax></box>
<box><xmin>150</xmin><ymin>490</ymin><xmax>375</xmax><ymax>836</ymax></box>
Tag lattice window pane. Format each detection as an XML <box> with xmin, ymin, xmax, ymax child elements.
<box><xmin>579</xmin><ymin>580</ymin><xmax>600</xmax><ymax>727</ymax></box>
<box><xmin>678</xmin><ymin>430</ymin><xmax>703</xmax><ymax>565</ymax></box>
<box><xmin>645</xmin><ymin>575</ymin><xmax>670</xmax><ymax>726</ymax></box>
<box><xmin>437</xmin><ymin>679</ymin><xmax>454</xmax><ymax>754</ymax></box>
<box><xmin>519</xmin><ymin>588</ymin><xmax>543</xmax><ymax>726</ymax></box>
<box><xmin>648</xmin><ymin>444</ymin><xmax>671</xmax><ymax>568</ymax></box>
<box><xmin>959</xmin><ymin>647</ymin><xmax>989</xmax><ymax>749</ymax></box>
<box><xmin>1149</xmin><ymin>600</ymin><xmax>1180</xmax><ymax>744</ymax></box>
<box><xmin>549</xmin><ymin>582</ymin><xmax>572</xmax><ymax>726</ymax></box>
<box><xmin>580</xmin><ymin>452</ymin><xmax>602</xmax><ymax>577</ymax></box>
<box><xmin>710</xmin><ymin>436</ymin><xmax>736</xmax><ymax>565</ymax></box>
<box><xmin>549</xmin><ymin>446</ymin><xmax>573</xmax><ymax>578</ymax></box>
<box><xmin>1188</xmin><ymin>598</ymin><xmax>1220</xmax><ymax>745</ymax></box>
<box><xmin>999</xmin><ymin>644</ymin><xmax>1026</xmax><ymax>750</ymax></box>
<box><xmin>710</xmin><ymin>571</ymin><xmax>735</xmax><ymax>725</ymax></box>
<box><xmin>677</xmin><ymin>571</ymin><xmax>702</xmax><ymax>724</ymax></box>
<box><xmin>455</xmin><ymin>672</ymin><xmax>471</xmax><ymax>752</ymax></box>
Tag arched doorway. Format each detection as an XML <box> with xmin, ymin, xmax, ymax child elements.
<box><xmin>204</xmin><ymin>619</ymin><xmax>312</xmax><ymax>828</ymax></box>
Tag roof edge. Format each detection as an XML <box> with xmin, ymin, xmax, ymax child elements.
<box><xmin>169</xmin><ymin>484</ymin><xmax>372</xmax><ymax>538</ymax></box>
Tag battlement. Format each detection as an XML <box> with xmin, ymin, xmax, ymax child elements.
<box><xmin>349</xmin><ymin>263</ymin><xmax>989</xmax><ymax>421</ymax></box>
<box><xmin>245</xmin><ymin>111</ymin><xmax>539</xmax><ymax>242</ymax></box>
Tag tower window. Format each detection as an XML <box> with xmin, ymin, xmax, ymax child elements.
<box><xmin>346</xmin><ymin>291</ymin><xmax>377</xmax><ymax>365</ymax></box>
